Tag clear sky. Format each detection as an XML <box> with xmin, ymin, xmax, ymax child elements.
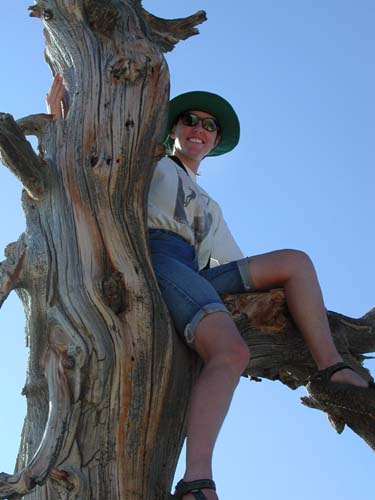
<box><xmin>0</xmin><ymin>1</ymin><xmax>374</xmax><ymax>499</ymax></box>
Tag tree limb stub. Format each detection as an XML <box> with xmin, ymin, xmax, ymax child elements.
<box><xmin>0</xmin><ymin>113</ymin><xmax>47</xmax><ymax>199</ymax></box>
<box><xmin>17</xmin><ymin>114</ymin><xmax>55</xmax><ymax>163</ymax></box>
<box><xmin>225</xmin><ymin>290</ymin><xmax>375</xmax><ymax>450</ymax></box>
<box><xmin>28</xmin><ymin>5</ymin><xmax>41</xmax><ymax>19</ymax></box>
<box><xmin>0</xmin><ymin>235</ymin><xmax>26</xmax><ymax>308</ymax></box>
<box><xmin>17</xmin><ymin>114</ymin><xmax>54</xmax><ymax>139</ymax></box>
<box><xmin>140</xmin><ymin>9</ymin><xmax>207</xmax><ymax>52</ymax></box>
<box><xmin>28</xmin><ymin>4</ymin><xmax>54</xmax><ymax>22</ymax></box>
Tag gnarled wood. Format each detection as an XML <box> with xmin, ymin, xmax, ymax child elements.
<box><xmin>231</xmin><ymin>291</ymin><xmax>375</xmax><ymax>387</ymax></box>
<box><xmin>140</xmin><ymin>9</ymin><xmax>207</xmax><ymax>52</ymax></box>
<box><xmin>83</xmin><ymin>0</ymin><xmax>120</xmax><ymax>36</ymax></box>
<box><xmin>0</xmin><ymin>346</ymin><xmax>74</xmax><ymax>498</ymax></box>
<box><xmin>0</xmin><ymin>2</ymin><xmax>206</xmax><ymax>499</ymax></box>
<box><xmin>0</xmin><ymin>235</ymin><xmax>26</xmax><ymax>307</ymax></box>
<box><xmin>16</xmin><ymin>114</ymin><xmax>54</xmax><ymax>138</ymax></box>
<box><xmin>224</xmin><ymin>290</ymin><xmax>375</xmax><ymax>449</ymax></box>
<box><xmin>0</xmin><ymin>114</ymin><xmax>47</xmax><ymax>199</ymax></box>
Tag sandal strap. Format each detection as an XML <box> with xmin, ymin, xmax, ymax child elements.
<box><xmin>191</xmin><ymin>491</ymin><xmax>208</xmax><ymax>500</ymax></box>
<box><xmin>311</xmin><ymin>362</ymin><xmax>353</xmax><ymax>383</ymax></box>
<box><xmin>174</xmin><ymin>479</ymin><xmax>216</xmax><ymax>499</ymax></box>
<box><xmin>310</xmin><ymin>362</ymin><xmax>375</xmax><ymax>390</ymax></box>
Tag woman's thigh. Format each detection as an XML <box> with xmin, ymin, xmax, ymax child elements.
<box><xmin>246</xmin><ymin>249</ymin><xmax>313</xmax><ymax>290</ymax></box>
<box><xmin>200</xmin><ymin>257</ymin><xmax>255</xmax><ymax>295</ymax></box>
<box><xmin>151</xmin><ymin>253</ymin><xmax>228</xmax><ymax>346</ymax></box>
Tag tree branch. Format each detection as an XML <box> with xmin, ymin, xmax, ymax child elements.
<box><xmin>17</xmin><ymin>113</ymin><xmax>55</xmax><ymax>163</ymax></box>
<box><xmin>0</xmin><ymin>113</ymin><xmax>47</xmax><ymax>199</ymax></box>
<box><xmin>140</xmin><ymin>9</ymin><xmax>207</xmax><ymax>52</ymax></box>
<box><xmin>302</xmin><ymin>380</ymin><xmax>375</xmax><ymax>450</ymax></box>
<box><xmin>17</xmin><ymin>113</ymin><xmax>54</xmax><ymax>139</ymax></box>
<box><xmin>0</xmin><ymin>346</ymin><xmax>74</xmax><ymax>499</ymax></box>
<box><xmin>225</xmin><ymin>290</ymin><xmax>375</xmax><ymax>450</ymax></box>
<box><xmin>0</xmin><ymin>235</ymin><xmax>26</xmax><ymax>308</ymax></box>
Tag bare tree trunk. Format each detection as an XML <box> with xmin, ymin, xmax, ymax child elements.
<box><xmin>0</xmin><ymin>2</ymin><xmax>373</xmax><ymax>500</ymax></box>
<box><xmin>0</xmin><ymin>2</ymin><xmax>206</xmax><ymax>498</ymax></box>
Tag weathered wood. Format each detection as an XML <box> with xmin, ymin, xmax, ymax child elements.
<box><xmin>0</xmin><ymin>235</ymin><xmax>26</xmax><ymax>307</ymax></box>
<box><xmin>0</xmin><ymin>2</ymin><xmax>207</xmax><ymax>499</ymax></box>
<box><xmin>140</xmin><ymin>9</ymin><xmax>207</xmax><ymax>52</ymax></box>
<box><xmin>226</xmin><ymin>290</ymin><xmax>374</xmax><ymax>387</ymax></box>
<box><xmin>224</xmin><ymin>290</ymin><xmax>375</xmax><ymax>450</ymax></box>
<box><xmin>0</xmin><ymin>346</ymin><xmax>75</xmax><ymax>497</ymax></box>
<box><xmin>0</xmin><ymin>114</ymin><xmax>47</xmax><ymax>199</ymax></box>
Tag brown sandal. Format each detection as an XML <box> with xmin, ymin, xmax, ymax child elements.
<box><xmin>310</xmin><ymin>362</ymin><xmax>375</xmax><ymax>388</ymax></box>
<box><xmin>174</xmin><ymin>479</ymin><xmax>216</xmax><ymax>500</ymax></box>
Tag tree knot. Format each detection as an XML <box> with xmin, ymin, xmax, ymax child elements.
<box><xmin>111</xmin><ymin>57</ymin><xmax>149</xmax><ymax>84</ymax></box>
<box><xmin>84</xmin><ymin>0</ymin><xmax>119</xmax><ymax>37</ymax></box>
<box><xmin>102</xmin><ymin>270</ymin><xmax>127</xmax><ymax>315</ymax></box>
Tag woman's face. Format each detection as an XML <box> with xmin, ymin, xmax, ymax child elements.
<box><xmin>170</xmin><ymin>110</ymin><xmax>221</xmax><ymax>164</ymax></box>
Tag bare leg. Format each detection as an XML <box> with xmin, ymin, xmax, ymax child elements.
<box><xmin>248</xmin><ymin>249</ymin><xmax>367</xmax><ymax>386</ymax></box>
<box><xmin>180</xmin><ymin>249</ymin><xmax>366</xmax><ymax>499</ymax></box>
<box><xmin>182</xmin><ymin>311</ymin><xmax>250</xmax><ymax>500</ymax></box>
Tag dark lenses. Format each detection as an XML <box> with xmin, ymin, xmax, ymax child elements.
<box><xmin>180</xmin><ymin>113</ymin><xmax>219</xmax><ymax>132</ymax></box>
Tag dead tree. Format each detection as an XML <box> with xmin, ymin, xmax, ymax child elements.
<box><xmin>0</xmin><ymin>2</ymin><xmax>373</xmax><ymax>499</ymax></box>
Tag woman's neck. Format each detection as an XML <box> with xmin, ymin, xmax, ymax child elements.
<box><xmin>172</xmin><ymin>151</ymin><xmax>200</xmax><ymax>174</ymax></box>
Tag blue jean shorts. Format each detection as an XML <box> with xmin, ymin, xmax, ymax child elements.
<box><xmin>149</xmin><ymin>229</ymin><xmax>255</xmax><ymax>347</ymax></box>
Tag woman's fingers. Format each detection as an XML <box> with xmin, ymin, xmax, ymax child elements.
<box><xmin>46</xmin><ymin>73</ymin><xmax>65</xmax><ymax>119</ymax></box>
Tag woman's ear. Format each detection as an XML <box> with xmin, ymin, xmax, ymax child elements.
<box><xmin>169</xmin><ymin>125</ymin><xmax>176</xmax><ymax>140</ymax></box>
<box><xmin>214</xmin><ymin>133</ymin><xmax>221</xmax><ymax>147</ymax></box>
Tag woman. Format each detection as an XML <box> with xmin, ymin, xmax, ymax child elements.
<box><xmin>47</xmin><ymin>76</ymin><xmax>370</xmax><ymax>500</ymax></box>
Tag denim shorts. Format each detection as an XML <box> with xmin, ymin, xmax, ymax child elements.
<box><xmin>149</xmin><ymin>229</ymin><xmax>255</xmax><ymax>347</ymax></box>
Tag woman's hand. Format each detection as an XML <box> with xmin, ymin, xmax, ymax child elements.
<box><xmin>45</xmin><ymin>73</ymin><xmax>65</xmax><ymax>119</ymax></box>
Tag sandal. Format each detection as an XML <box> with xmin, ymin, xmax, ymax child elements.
<box><xmin>310</xmin><ymin>362</ymin><xmax>375</xmax><ymax>388</ymax></box>
<box><xmin>174</xmin><ymin>479</ymin><xmax>216</xmax><ymax>500</ymax></box>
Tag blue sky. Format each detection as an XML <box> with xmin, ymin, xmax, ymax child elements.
<box><xmin>0</xmin><ymin>1</ymin><xmax>374</xmax><ymax>499</ymax></box>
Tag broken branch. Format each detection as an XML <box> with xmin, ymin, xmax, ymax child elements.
<box><xmin>225</xmin><ymin>290</ymin><xmax>375</xmax><ymax>449</ymax></box>
<box><xmin>0</xmin><ymin>346</ymin><xmax>73</xmax><ymax>498</ymax></box>
<box><xmin>0</xmin><ymin>235</ymin><xmax>26</xmax><ymax>308</ymax></box>
<box><xmin>0</xmin><ymin>113</ymin><xmax>47</xmax><ymax>199</ymax></box>
<box><xmin>140</xmin><ymin>9</ymin><xmax>207</xmax><ymax>52</ymax></box>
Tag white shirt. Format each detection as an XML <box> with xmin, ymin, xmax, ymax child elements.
<box><xmin>148</xmin><ymin>156</ymin><xmax>244</xmax><ymax>269</ymax></box>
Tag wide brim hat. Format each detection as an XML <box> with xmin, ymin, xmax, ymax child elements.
<box><xmin>164</xmin><ymin>91</ymin><xmax>240</xmax><ymax>157</ymax></box>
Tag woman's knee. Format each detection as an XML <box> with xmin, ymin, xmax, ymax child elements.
<box><xmin>210</xmin><ymin>335</ymin><xmax>250</xmax><ymax>375</ymax></box>
<box><xmin>281</xmin><ymin>249</ymin><xmax>317</xmax><ymax>282</ymax></box>
<box><xmin>281</xmin><ymin>249</ymin><xmax>314</xmax><ymax>272</ymax></box>
<box><xmin>206</xmin><ymin>336</ymin><xmax>250</xmax><ymax>377</ymax></box>
<box><xmin>248</xmin><ymin>249</ymin><xmax>315</xmax><ymax>290</ymax></box>
<box><xmin>194</xmin><ymin>312</ymin><xmax>250</xmax><ymax>373</ymax></box>
<box><xmin>226</xmin><ymin>337</ymin><xmax>250</xmax><ymax>374</ymax></box>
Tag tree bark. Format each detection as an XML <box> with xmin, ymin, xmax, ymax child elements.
<box><xmin>0</xmin><ymin>2</ymin><xmax>373</xmax><ymax>499</ymax></box>
<box><xmin>0</xmin><ymin>2</ymin><xmax>206</xmax><ymax>498</ymax></box>
<box><xmin>224</xmin><ymin>290</ymin><xmax>375</xmax><ymax>451</ymax></box>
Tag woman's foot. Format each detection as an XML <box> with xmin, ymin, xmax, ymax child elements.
<box><xmin>175</xmin><ymin>479</ymin><xmax>218</xmax><ymax>500</ymax></box>
<box><xmin>330</xmin><ymin>367</ymin><xmax>369</xmax><ymax>387</ymax></box>
<box><xmin>182</xmin><ymin>492</ymin><xmax>218</xmax><ymax>500</ymax></box>
<box><xmin>313</xmin><ymin>362</ymin><xmax>372</xmax><ymax>388</ymax></box>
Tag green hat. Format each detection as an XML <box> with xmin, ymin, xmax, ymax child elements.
<box><xmin>164</xmin><ymin>91</ymin><xmax>240</xmax><ymax>157</ymax></box>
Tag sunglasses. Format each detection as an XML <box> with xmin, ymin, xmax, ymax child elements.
<box><xmin>179</xmin><ymin>112</ymin><xmax>220</xmax><ymax>133</ymax></box>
